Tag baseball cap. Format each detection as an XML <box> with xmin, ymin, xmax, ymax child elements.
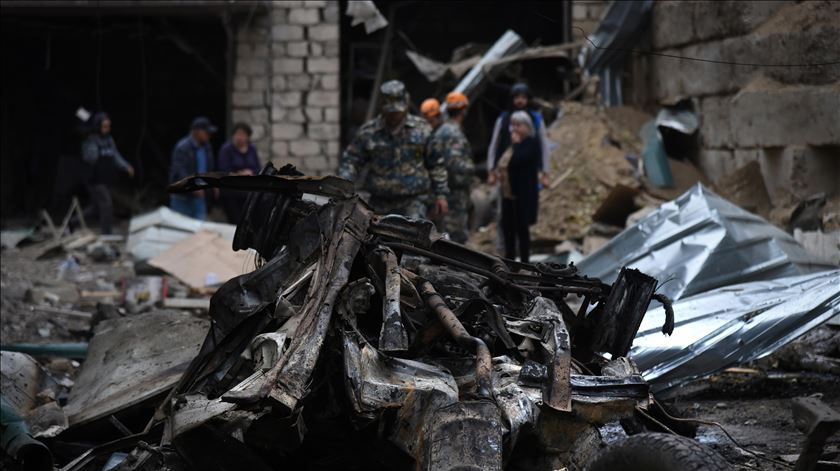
<box><xmin>191</xmin><ymin>116</ymin><xmax>218</xmax><ymax>133</ymax></box>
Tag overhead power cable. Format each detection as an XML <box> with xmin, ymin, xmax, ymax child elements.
<box><xmin>532</xmin><ymin>10</ymin><xmax>840</xmax><ymax>68</ymax></box>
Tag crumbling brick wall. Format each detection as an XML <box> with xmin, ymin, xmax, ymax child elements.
<box><xmin>232</xmin><ymin>1</ymin><xmax>340</xmax><ymax>176</ymax></box>
<box><xmin>635</xmin><ymin>1</ymin><xmax>840</xmax><ymax>204</ymax></box>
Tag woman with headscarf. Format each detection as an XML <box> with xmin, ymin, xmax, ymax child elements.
<box><xmin>490</xmin><ymin>111</ymin><xmax>541</xmax><ymax>263</ymax></box>
<box><xmin>81</xmin><ymin>112</ymin><xmax>134</xmax><ymax>234</ymax></box>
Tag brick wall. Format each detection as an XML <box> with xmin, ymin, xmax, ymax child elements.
<box><xmin>232</xmin><ymin>1</ymin><xmax>340</xmax><ymax>176</ymax></box>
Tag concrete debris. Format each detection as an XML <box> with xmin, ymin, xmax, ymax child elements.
<box><xmin>62</xmin><ymin>310</ymin><xmax>208</xmax><ymax>427</ymax></box>
<box><xmin>2</xmin><ymin>164</ymin><xmax>837</xmax><ymax>470</ymax></box>
<box><xmin>345</xmin><ymin>0</ymin><xmax>388</xmax><ymax>34</ymax></box>
<box><xmin>794</xmin><ymin>229</ymin><xmax>840</xmax><ymax>266</ymax></box>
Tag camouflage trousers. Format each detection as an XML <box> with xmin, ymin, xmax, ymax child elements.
<box><xmin>368</xmin><ymin>194</ymin><xmax>429</xmax><ymax>220</ymax></box>
<box><xmin>442</xmin><ymin>187</ymin><xmax>471</xmax><ymax>243</ymax></box>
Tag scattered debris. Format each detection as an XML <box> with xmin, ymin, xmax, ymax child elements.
<box><xmin>62</xmin><ymin>310</ymin><xmax>208</xmax><ymax>427</ymax></box>
<box><xmin>0</xmin><ymin>228</ymin><xmax>34</xmax><ymax>250</ymax></box>
<box><xmin>790</xmin><ymin>396</ymin><xmax>840</xmax><ymax>471</ymax></box>
<box><xmin>444</xmin><ymin>30</ymin><xmax>526</xmax><ymax>111</ymax></box>
<box><xmin>126</xmin><ymin>206</ymin><xmax>236</xmax><ymax>261</ymax></box>
<box><xmin>717</xmin><ymin>161</ymin><xmax>773</xmax><ymax>218</ymax></box>
<box><xmin>794</xmin><ymin>229</ymin><xmax>840</xmax><ymax>266</ymax></box>
<box><xmin>345</xmin><ymin>0</ymin><xmax>388</xmax><ymax>34</ymax></box>
<box><xmin>113</xmin><ymin>166</ymin><xmax>684</xmax><ymax>470</ymax></box>
<box><xmin>1</xmin><ymin>351</ymin><xmax>67</xmax><ymax>470</ymax></box>
<box><xmin>148</xmin><ymin>230</ymin><xmax>253</xmax><ymax>290</ymax></box>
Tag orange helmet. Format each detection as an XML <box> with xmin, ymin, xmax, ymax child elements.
<box><xmin>445</xmin><ymin>91</ymin><xmax>469</xmax><ymax>110</ymax></box>
<box><xmin>420</xmin><ymin>98</ymin><xmax>441</xmax><ymax>118</ymax></box>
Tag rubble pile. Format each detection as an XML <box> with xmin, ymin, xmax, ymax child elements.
<box><xmin>1</xmin><ymin>164</ymin><xmax>838</xmax><ymax>470</ymax></box>
<box><xmin>6</xmin><ymin>164</ymin><xmax>743</xmax><ymax>471</ymax></box>
<box><xmin>534</xmin><ymin>102</ymin><xmax>645</xmax><ymax>242</ymax></box>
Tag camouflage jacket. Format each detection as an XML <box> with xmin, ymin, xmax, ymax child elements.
<box><xmin>338</xmin><ymin>114</ymin><xmax>449</xmax><ymax>199</ymax></box>
<box><xmin>429</xmin><ymin>120</ymin><xmax>474</xmax><ymax>190</ymax></box>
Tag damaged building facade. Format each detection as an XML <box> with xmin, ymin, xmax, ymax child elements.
<box><xmin>630</xmin><ymin>1</ymin><xmax>840</xmax><ymax>204</ymax></box>
<box><xmin>3</xmin><ymin>0</ymin><xmax>834</xmax><ymax>217</ymax></box>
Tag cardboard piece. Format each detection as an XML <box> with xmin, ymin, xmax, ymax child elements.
<box><xmin>148</xmin><ymin>230</ymin><xmax>252</xmax><ymax>290</ymax></box>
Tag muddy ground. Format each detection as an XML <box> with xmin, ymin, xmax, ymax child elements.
<box><xmin>665</xmin><ymin>362</ymin><xmax>840</xmax><ymax>470</ymax></box>
<box><xmin>1</xmin><ymin>242</ymin><xmax>838</xmax><ymax>470</ymax></box>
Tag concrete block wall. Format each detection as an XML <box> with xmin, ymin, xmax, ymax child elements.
<box><xmin>640</xmin><ymin>1</ymin><xmax>840</xmax><ymax>203</ymax></box>
<box><xmin>572</xmin><ymin>0</ymin><xmax>609</xmax><ymax>40</ymax></box>
<box><xmin>232</xmin><ymin>1</ymin><xmax>341</xmax><ymax>176</ymax></box>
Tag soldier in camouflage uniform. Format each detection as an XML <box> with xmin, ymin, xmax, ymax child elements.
<box><xmin>338</xmin><ymin>80</ymin><xmax>449</xmax><ymax>219</ymax></box>
<box><xmin>429</xmin><ymin>91</ymin><xmax>474</xmax><ymax>243</ymax></box>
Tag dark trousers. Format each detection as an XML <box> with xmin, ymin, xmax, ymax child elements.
<box><xmin>84</xmin><ymin>183</ymin><xmax>113</xmax><ymax>234</ymax></box>
<box><xmin>501</xmin><ymin>198</ymin><xmax>530</xmax><ymax>263</ymax></box>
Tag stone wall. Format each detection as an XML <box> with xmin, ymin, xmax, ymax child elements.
<box><xmin>231</xmin><ymin>1</ymin><xmax>340</xmax><ymax>176</ymax></box>
<box><xmin>639</xmin><ymin>1</ymin><xmax>840</xmax><ymax>203</ymax></box>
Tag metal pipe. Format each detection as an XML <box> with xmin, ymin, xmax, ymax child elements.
<box><xmin>1</xmin><ymin>398</ymin><xmax>53</xmax><ymax>471</ymax></box>
<box><xmin>378</xmin><ymin>247</ymin><xmax>408</xmax><ymax>352</ymax></box>
<box><xmin>1</xmin><ymin>343</ymin><xmax>88</xmax><ymax>360</ymax></box>
<box><xmin>409</xmin><ymin>274</ymin><xmax>492</xmax><ymax>399</ymax></box>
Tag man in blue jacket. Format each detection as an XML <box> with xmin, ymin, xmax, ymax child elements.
<box><xmin>169</xmin><ymin>117</ymin><xmax>217</xmax><ymax>220</ymax></box>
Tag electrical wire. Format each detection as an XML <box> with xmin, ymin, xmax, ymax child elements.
<box><xmin>653</xmin><ymin>405</ymin><xmax>796</xmax><ymax>469</ymax></box>
<box><xmin>577</xmin><ymin>25</ymin><xmax>840</xmax><ymax>68</ymax></box>
<box><xmin>532</xmin><ymin>10</ymin><xmax>840</xmax><ymax>68</ymax></box>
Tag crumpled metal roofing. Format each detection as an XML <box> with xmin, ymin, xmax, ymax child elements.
<box><xmin>578</xmin><ymin>183</ymin><xmax>836</xmax><ymax>302</ymax></box>
<box><xmin>631</xmin><ymin>269</ymin><xmax>840</xmax><ymax>393</ymax></box>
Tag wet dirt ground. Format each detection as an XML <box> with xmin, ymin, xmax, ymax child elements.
<box><xmin>664</xmin><ymin>355</ymin><xmax>840</xmax><ymax>470</ymax></box>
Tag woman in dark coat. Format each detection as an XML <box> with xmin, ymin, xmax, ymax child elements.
<box><xmin>490</xmin><ymin>111</ymin><xmax>541</xmax><ymax>263</ymax></box>
<box><xmin>216</xmin><ymin>122</ymin><xmax>261</xmax><ymax>223</ymax></box>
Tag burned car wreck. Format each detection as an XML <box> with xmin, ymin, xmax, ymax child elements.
<box><xmin>81</xmin><ymin>163</ymin><xmax>729</xmax><ymax>471</ymax></box>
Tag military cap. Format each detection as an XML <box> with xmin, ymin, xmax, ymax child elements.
<box><xmin>380</xmin><ymin>80</ymin><xmax>409</xmax><ymax>113</ymax></box>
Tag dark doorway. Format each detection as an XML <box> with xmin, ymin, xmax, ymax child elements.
<box><xmin>1</xmin><ymin>11</ymin><xmax>227</xmax><ymax>221</ymax></box>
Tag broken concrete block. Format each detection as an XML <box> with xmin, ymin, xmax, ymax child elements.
<box><xmin>730</xmin><ymin>79</ymin><xmax>840</xmax><ymax>147</ymax></box>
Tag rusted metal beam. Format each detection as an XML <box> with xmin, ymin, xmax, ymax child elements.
<box><xmin>406</xmin><ymin>271</ymin><xmax>492</xmax><ymax>400</ymax></box>
<box><xmin>375</xmin><ymin>247</ymin><xmax>409</xmax><ymax>353</ymax></box>
<box><xmin>546</xmin><ymin>318</ymin><xmax>572</xmax><ymax>411</ymax></box>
